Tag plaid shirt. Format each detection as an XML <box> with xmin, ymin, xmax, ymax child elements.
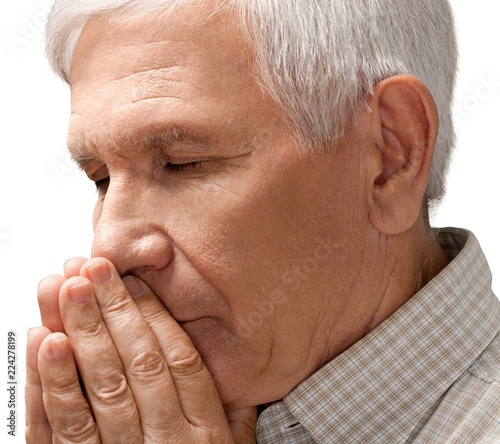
<box><xmin>256</xmin><ymin>228</ymin><xmax>500</xmax><ymax>443</ymax></box>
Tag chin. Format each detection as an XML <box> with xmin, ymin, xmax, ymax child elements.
<box><xmin>180</xmin><ymin>317</ymin><xmax>266</xmax><ymax>409</ymax></box>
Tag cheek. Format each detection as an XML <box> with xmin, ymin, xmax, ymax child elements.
<box><xmin>171</xmin><ymin>184</ymin><xmax>304</xmax><ymax>342</ymax></box>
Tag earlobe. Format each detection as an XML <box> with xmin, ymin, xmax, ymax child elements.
<box><xmin>368</xmin><ymin>75</ymin><xmax>439</xmax><ymax>235</ymax></box>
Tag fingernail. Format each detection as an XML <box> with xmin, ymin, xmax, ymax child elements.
<box><xmin>88</xmin><ymin>261</ymin><xmax>113</xmax><ymax>285</ymax></box>
<box><xmin>69</xmin><ymin>282</ymin><xmax>91</xmax><ymax>305</ymax></box>
<box><xmin>123</xmin><ymin>276</ymin><xmax>144</xmax><ymax>299</ymax></box>
<box><xmin>49</xmin><ymin>336</ymin><xmax>68</xmax><ymax>360</ymax></box>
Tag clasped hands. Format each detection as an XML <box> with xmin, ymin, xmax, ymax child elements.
<box><xmin>25</xmin><ymin>257</ymin><xmax>256</xmax><ymax>443</ymax></box>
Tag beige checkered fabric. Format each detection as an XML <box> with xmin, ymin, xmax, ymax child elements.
<box><xmin>256</xmin><ymin>228</ymin><xmax>500</xmax><ymax>443</ymax></box>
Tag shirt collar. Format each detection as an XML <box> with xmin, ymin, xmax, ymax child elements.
<box><xmin>260</xmin><ymin>228</ymin><xmax>500</xmax><ymax>443</ymax></box>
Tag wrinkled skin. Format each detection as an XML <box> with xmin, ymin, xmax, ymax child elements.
<box><xmin>26</xmin><ymin>3</ymin><xmax>449</xmax><ymax>443</ymax></box>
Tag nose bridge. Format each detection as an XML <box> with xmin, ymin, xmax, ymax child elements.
<box><xmin>92</xmin><ymin>180</ymin><xmax>172</xmax><ymax>274</ymax></box>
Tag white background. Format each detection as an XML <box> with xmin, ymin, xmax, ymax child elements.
<box><xmin>1</xmin><ymin>1</ymin><xmax>499</xmax><ymax>441</ymax></box>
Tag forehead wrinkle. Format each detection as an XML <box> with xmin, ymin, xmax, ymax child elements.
<box><xmin>68</xmin><ymin>9</ymin><xmax>259</xmax><ymax>169</ymax></box>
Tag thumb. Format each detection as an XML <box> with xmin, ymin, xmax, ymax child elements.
<box><xmin>226</xmin><ymin>406</ymin><xmax>257</xmax><ymax>443</ymax></box>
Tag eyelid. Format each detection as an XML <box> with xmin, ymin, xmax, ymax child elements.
<box><xmin>165</xmin><ymin>159</ymin><xmax>201</xmax><ymax>168</ymax></box>
<box><xmin>166</xmin><ymin>155</ymin><xmax>213</xmax><ymax>164</ymax></box>
<box><xmin>89</xmin><ymin>165</ymin><xmax>110</xmax><ymax>182</ymax></box>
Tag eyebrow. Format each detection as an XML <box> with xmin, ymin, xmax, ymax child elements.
<box><xmin>68</xmin><ymin>125</ymin><xmax>215</xmax><ymax>171</ymax></box>
<box><xmin>70</xmin><ymin>151</ymin><xmax>97</xmax><ymax>172</ymax></box>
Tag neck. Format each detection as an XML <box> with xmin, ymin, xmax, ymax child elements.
<box><xmin>368</xmin><ymin>224</ymin><xmax>449</xmax><ymax>331</ymax></box>
<box><xmin>323</xmin><ymin>216</ymin><xmax>449</xmax><ymax>361</ymax></box>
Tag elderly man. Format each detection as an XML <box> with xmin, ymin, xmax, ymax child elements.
<box><xmin>26</xmin><ymin>0</ymin><xmax>499</xmax><ymax>442</ymax></box>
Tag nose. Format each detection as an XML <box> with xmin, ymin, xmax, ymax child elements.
<box><xmin>91</xmin><ymin>179</ymin><xmax>173</xmax><ymax>276</ymax></box>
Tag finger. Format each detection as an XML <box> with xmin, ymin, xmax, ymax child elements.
<box><xmin>38</xmin><ymin>275</ymin><xmax>67</xmax><ymax>333</ymax></box>
<box><xmin>77</xmin><ymin>259</ymin><xmax>189</xmax><ymax>438</ymax></box>
<box><xmin>38</xmin><ymin>332</ymin><xmax>101</xmax><ymax>443</ymax></box>
<box><xmin>58</xmin><ymin>276</ymin><xmax>144</xmax><ymax>443</ymax></box>
<box><xmin>127</xmin><ymin>276</ymin><xmax>230</xmax><ymax>430</ymax></box>
<box><xmin>25</xmin><ymin>327</ymin><xmax>52</xmax><ymax>444</ymax></box>
<box><xmin>225</xmin><ymin>407</ymin><xmax>258</xmax><ymax>444</ymax></box>
<box><xmin>64</xmin><ymin>257</ymin><xmax>88</xmax><ymax>279</ymax></box>
<box><xmin>38</xmin><ymin>258</ymin><xmax>89</xmax><ymax>333</ymax></box>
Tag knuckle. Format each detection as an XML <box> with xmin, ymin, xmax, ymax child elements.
<box><xmin>25</xmin><ymin>414</ymin><xmax>48</xmax><ymax>426</ymax></box>
<box><xmin>49</xmin><ymin>373</ymin><xmax>83</xmax><ymax>398</ymax></box>
<box><xmin>101</xmin><ymin>294</ymin><xmax>130</xmax><ymax>315</ymax></box>
<box><xmin>167</xmin><ymin>345</ymin><xmax>204</xmax><ymax>375</ymax></box>
<box><xmin>99</xmin><ymin>291</ymin><xmax>136</xmax><ymax>320</ymax></box>
<box><xmin>92</xmin><ymin>372</ymin><xmax>129</xmax><ymax>404</ymax></box>
<box><xmin>53</xmin><ymin>410</ymin><xmax>99</xmax><ymax>442</ymax></box>
<box><xmin>129</xmin><ymin>350</ymin><xmax>166</xmax><ymax>379</ymax></box>
<box><xmin>142</xmin><ymin>308</ymin><xmax>166</xmax><ymax>328</ymax></box>
<box><xmin>76</xmin><ymin>317</ymin><xmax>106</xmax><ymax>341</ymax></box>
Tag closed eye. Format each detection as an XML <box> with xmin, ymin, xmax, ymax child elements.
<box><xmin>95</xmin><ymin>177</ymin><xmax>110</xmax><ymax>193</ymax></box>
<box><xmin>93</xmin><ymin>160</ymin><xmax>206</xmax><ymax>194</ymax></box>
<box><xmin>164</xmin><ymin>161</ymin><xmax>204</xmax><ymax>174</ymax></box>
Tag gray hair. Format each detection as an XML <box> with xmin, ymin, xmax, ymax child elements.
<box><xmin>46</xmin><ymin>0</ymin><xmax>457</xmax><ymax>203</ymax></box>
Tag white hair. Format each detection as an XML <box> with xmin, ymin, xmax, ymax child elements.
<box><xmin>46</xmin><ymin>0</ymin><xmax>457</xmax><ymax>203</ymax></box>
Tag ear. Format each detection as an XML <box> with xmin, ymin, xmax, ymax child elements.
<box><xmin>367</xmin><ymin>75</ymin><xmax>439</xmax><ymax>235</ymax></box>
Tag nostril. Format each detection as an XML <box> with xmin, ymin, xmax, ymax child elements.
<box><xmin>92</xmin><ymin>224</ymin><xmax>174</xmax><ymax>278</ymax></box>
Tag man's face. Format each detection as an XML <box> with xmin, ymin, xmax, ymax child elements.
<box><xmin>69</xmin><ymin>6</ymin><xmax>371</xmax><ymax>408</ymax></box>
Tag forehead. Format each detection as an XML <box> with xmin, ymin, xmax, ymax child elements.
<box><xmin>69</xmin><ymin>3</ymin><xmax>249</xmax><ymax>84</ymax></box>
<box><xmin>67</xmin><ymin>6</ymin><xmax>263</xmax><ymax>160</ymax></box>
